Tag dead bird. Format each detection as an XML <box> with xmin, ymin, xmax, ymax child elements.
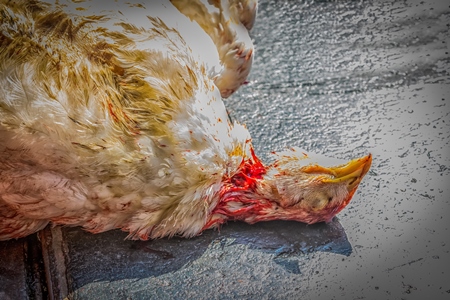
<box><xmin>0</xmin><ymin>0</ymin><xmax>371</xmax><ymax>241</ymax></box>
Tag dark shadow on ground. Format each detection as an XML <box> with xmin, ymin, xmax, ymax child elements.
<box><xmin>63</xmin><ymin>217</ymin><xmax>351</xmax><ymax>289</ymax></box>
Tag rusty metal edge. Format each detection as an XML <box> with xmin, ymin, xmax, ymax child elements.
<box><xmin>39</xmin><ymin>226</ymin><xmax>70</xmax><ymax>300</ymax></box>
<box><xmin>24</xmin><ymin>233</ymin><xmax>48</xmax><ymax>300</ymax></box>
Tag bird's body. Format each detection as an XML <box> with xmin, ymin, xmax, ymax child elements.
<box><xmin>0</xmin><ymin>0</ymin><xmax>371</xmax><ymax>241</ymax></box>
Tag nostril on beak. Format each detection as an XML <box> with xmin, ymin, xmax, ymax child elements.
<box><xmin>348</xmin><ymin>177</ymin><xmax>357</xmax><ymax>187</ymax></box>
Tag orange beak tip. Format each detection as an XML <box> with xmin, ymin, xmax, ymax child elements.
<box><xmin>321</xmin><ymin>153</ymin><xmax>373</xmax><ymax>188</ymax></box>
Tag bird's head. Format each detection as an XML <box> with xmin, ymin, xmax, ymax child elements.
<box><xmin>206</xmin><ymin>147</ymin><xmax>372</xmax><ymax>229</ymax></box>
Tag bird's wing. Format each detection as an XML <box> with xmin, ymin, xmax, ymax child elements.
<box><xmin>170</xmin><ymin>0</ymin><xmax>255</xmax><ymax>98</ymax></box>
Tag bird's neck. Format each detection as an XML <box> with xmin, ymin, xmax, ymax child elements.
<box><xmin>203</xmin><ymin>148</ymin><xmax>276</xmax><ymax>230</ymax></box>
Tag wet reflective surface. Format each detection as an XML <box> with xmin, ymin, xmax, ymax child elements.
<box><xmin>64</xmin><ymin>218</ymin><xmax>350</xmax><ymax>287</ymax></box>
<box><xmin>1</xmin><ymin>0</ymin><xmax>449</xmax><ymax>299</ymax></box>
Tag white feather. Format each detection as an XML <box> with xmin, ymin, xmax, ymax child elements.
<box><xmin>0</xmin><ymin>0</ymin><xmax>256</xmax><ymax>240</ymax></box>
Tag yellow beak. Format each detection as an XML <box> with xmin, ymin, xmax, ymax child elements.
<box><xmin>323</xmin><ymin>154</ymin><xmax>372</xmax><ymax>191</ymax></box>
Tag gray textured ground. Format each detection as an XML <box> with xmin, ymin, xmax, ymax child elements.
<box><xmin>1</xmin><ymin>0</ymin><xmax>449</xmax><ymax>299</ymax></box>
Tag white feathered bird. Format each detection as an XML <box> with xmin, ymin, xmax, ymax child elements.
<box><xmin>0</xmin><ymin>0</ymin><xmax>371</xmax><ymax>241</ymax></box>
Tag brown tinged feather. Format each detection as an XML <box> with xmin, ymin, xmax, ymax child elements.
<box><xmin>0</xmin><ymin>0</ymin><xmax>371</xmax><ymax>241</ymax></box>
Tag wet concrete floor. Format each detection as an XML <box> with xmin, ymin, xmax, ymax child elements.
<box><xmin>1</xmin><ymin>0</ymin><xmax>449</xmax><ymax>299</ymax></box>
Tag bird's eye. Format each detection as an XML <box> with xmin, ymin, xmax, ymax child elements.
<box><xmin>309</xmin><ymin>193</ymin><xmax>330</xmax><ymax>211</ymax></box>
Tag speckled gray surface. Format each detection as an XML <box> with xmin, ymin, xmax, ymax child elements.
<box><xmin>1</xmin><ymin>0</ymin><xmax>449</xmax><ymax>299</ymax></box>
<box><xmin>62</xmin><ymin>218</ymin><xmax>351</xmax><ymax>299</ymax></box>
